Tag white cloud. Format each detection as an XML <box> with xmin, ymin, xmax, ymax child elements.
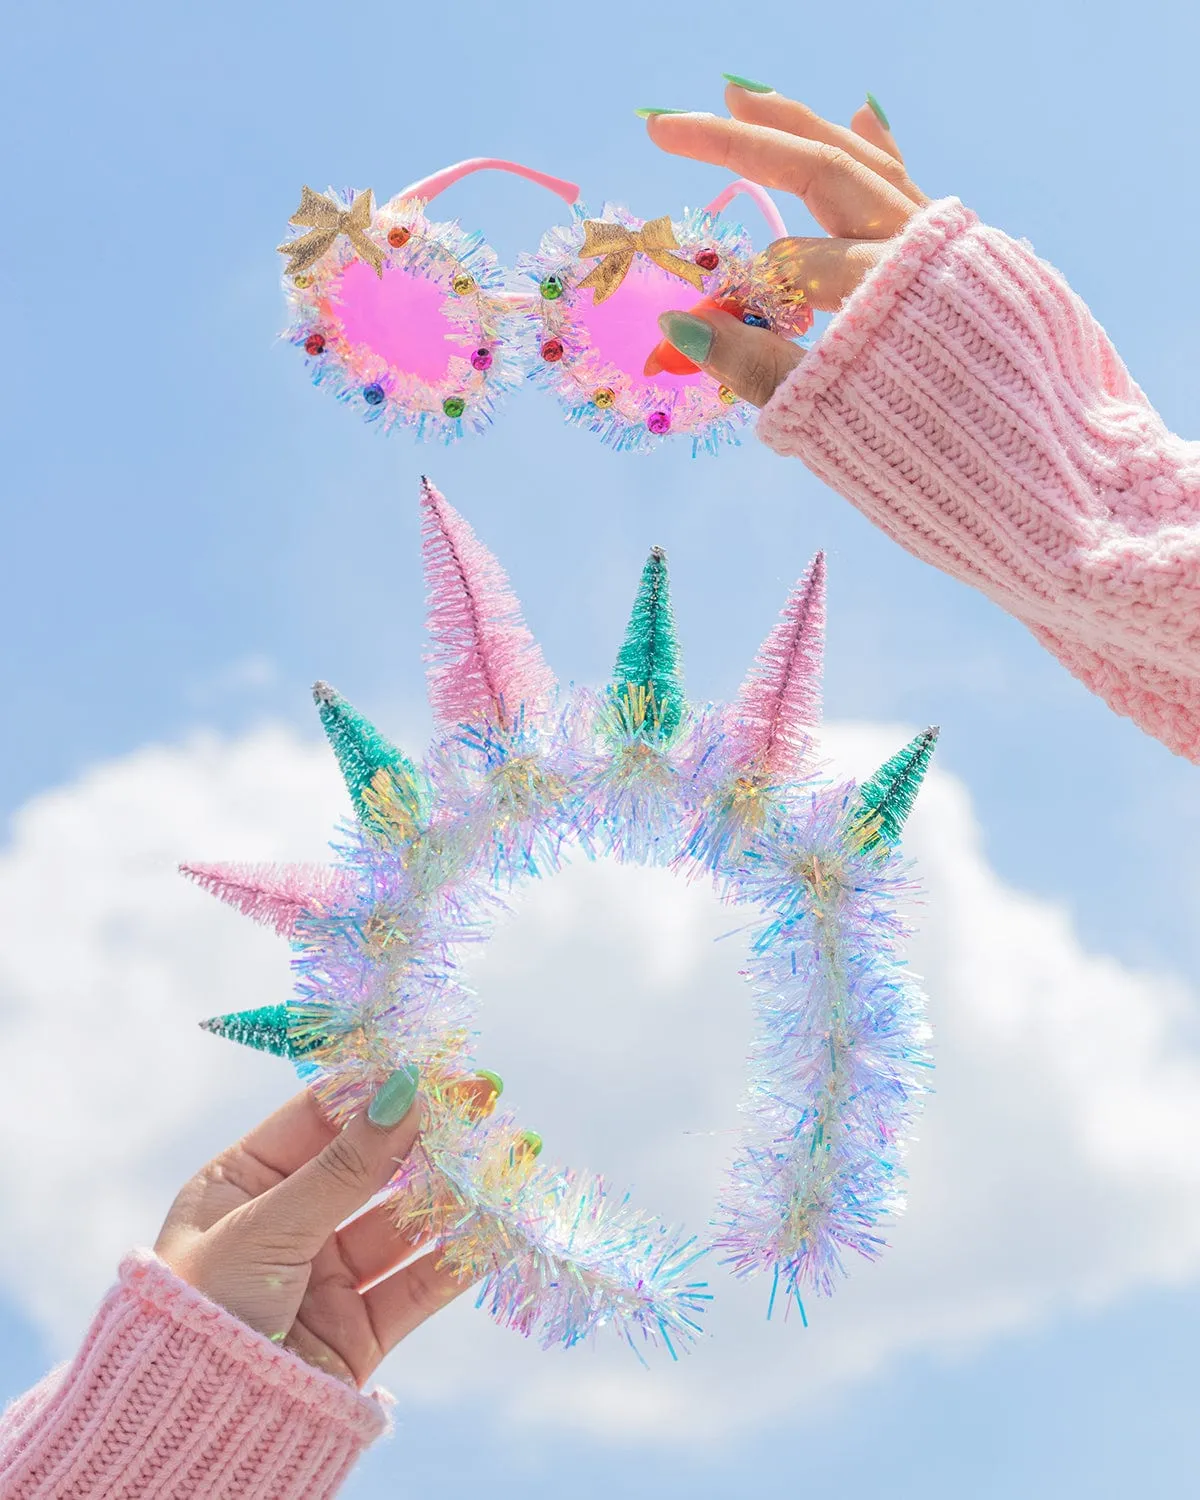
<box><xmin>0</xmin><ymin>728</ymin><xmax>344</xmax><ymax>1340</ymax></box>
<box><xmin>2</xmin><ymin>723</ymin><xmax>1200</xmax><ymax>1445</ymax></box>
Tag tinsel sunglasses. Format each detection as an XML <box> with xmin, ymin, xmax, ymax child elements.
<box><xmin>277</xmin><ymin>157</ymin><xmax>810</xmax><ymax>453</ymax></box>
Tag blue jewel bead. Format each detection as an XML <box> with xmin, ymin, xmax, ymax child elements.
<box><xmin>363</xmin><ymin>383</ymin><xmax>386</xmax><ymax>406</ymax></box>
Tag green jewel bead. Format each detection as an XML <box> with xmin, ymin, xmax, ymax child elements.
<box><xmin>540</xmin><ymin>275</ymin><xmax>564</xmax><ymax>300</ymax></box>
<box><xmin>443</xmin><ymin>396</ymin><xmax>466</xmax><ymax>418</ymax></box>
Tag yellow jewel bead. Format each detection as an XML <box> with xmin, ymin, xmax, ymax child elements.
<box><xmin>292</xmin><ymin>275</ymin><xmax>313</xmax><ymax>289</ymax></box>
<box><xmin>719</xmin><ymin>384</ymin><xmax>738</xmax><ymax>405</ymax></box>
<box><xmin>452</xmin><ymin>273</ymin><xmax>476</xmax><ymax>295</ymax></box>
<box><xmin>592</xmin><ymin>387</ymin><xmax>615</xmax><ymax>409</ymax></box>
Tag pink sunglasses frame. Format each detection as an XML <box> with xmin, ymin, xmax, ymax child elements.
<box><xmin>279</xmin><ymin>158</ymin><xmax>798</xmax><ymax>453</ymax></box>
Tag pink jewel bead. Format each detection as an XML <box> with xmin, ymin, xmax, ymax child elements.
<box><xmin>471</xmin><ymin>348</ymin><xmax>493</xmax><ymax>372</ymax></box>
<box><xmin>647</xmin><ymin>410</ymin><xmax>671</xmax><ymax>435</ymax></box>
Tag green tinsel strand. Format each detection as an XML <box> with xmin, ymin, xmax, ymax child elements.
<box><xmin>854</xmin><ymin>726</ymin><xmax>939</xmax><ymax>851</ymax></box>
<box><xmin>312</xmin><ymin>682</ymin><xmax>429</xmax><ymax>833</ymax></box>
<box><xmin>199</xmin><ymin>1004</ymin><xmax>312</xmax><ymax>1058</ymax></box>
<box><xmin>610</xmin><ymin>547</ymin><xmax>685</xmax><ymax>743</ymax></box>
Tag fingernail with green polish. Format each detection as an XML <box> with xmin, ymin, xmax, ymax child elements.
<box><xmin>477</xmin><ymin>1069</ymin><xmax>504</xmax><ymax>1097</ymax></box>
<box><xmin>634</xmin><ymin>107</ymin><xmax>690</xmax><ymax>119</ymax></box>
<box><xmin>866</xmin><ymin>93</ymin><xmax>890</xmax><ymax>130</ymax></box>
<box><xmin>367</xmin><ymin>1064</ymin><xmax>420</xmax><ymax>1128</ymax></box>
<box><xmin>722</xmin><ymin>73</ymin><xmax>774</xmax><ymax>93</ymax></box>
<box><xmin>658</xmin><ymin>311</ymin><xmax>715</xmax><ymax>365</ymax></box>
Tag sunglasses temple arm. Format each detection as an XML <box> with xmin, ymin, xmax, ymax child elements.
<box><xmin>703</xmin><ymin>179</ymin><xmax>788</xmax><ymax>240</ymax></box>
<box><xmin>396</xmin><ymin>158</ymin><xmax>581</xmax><ymax>208</ymax></box>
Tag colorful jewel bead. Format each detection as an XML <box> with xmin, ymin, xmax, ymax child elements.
<box><xmin>742</xmin><ymin>310</ymin><xmax>772</xmax><ymax>329</ymax></box>
<box><xmin>304</xmin><ymin>333</ymin><xmax>326</xmax><ymax>356</ymax></box>
<box><xmin>718</xmin><ymin>384</ymin><xmax>738</xmax><ymax>405</ymax></box>
<box><xmin>292</xmin><ymin>275</ymin><xmax>313</xmax><ymax>289</ymax></box>
<box><xmin>592</xmin><ymin>387</ymin><xmax>615</xmax><ymax>409</ymax></box>
<box><xmin>471</xmin><ymin>348</ymin><xmax>493</xmax><ymax>372</ymax></box>
<box><xmin>540</xmin><ymin>338</ymin><xmax>565</xmax><ymax>362</ymax></box>
<box><xmin>363</xmin><ymin>383</ymin><xmax>386</xmax><ymax>406</ymax></box>
<box><xmin>540</xmin><ymin>275</ymin><xmax>564</xmax><ymax>300</ymax></box>
<box><xmin>443</xmin><ymin>396</ymin><xmax>466</xmax><ymax>418</ymax></box>
<box><xmin>647</xmin><ymin>410</ymin><xmax>671</xmax><ymax>435</ymax></box>
<box><xmin>695</xmin><ymin>248</ymin><xmax>720</xmax><ymax>271</ymax></box>
<box><xmin>504</xmin><ymin>1129</ymin><xmax>544</xmax><ymax>1171</ymax></box>
<box><xmin>452</xmin><ymin>273</ymin><xmax>476</xmax><ymax>296</ymax></box>
<box><xmin>387</xmin><ymin>226</ymin><xmax>411</xmax><ymax>248</ymax></box>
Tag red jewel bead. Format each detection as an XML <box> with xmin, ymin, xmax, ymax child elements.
<box><xmin>471</xmin><ymin>347</ymin><xmax>493</xmax><ymax>371</ymax></box>
<box><xmin>387</xmin><ymin>226</ymin><xmax>410</xmax><ymax>248</ymax></box>
<box><xmin>541</xmin><ymin>338</ymin><xmax>565</xmax><ymax>362</ymax></box>
<box><xmin>647</xmin><ymin>410</ymin><xmax>671</xmax><ymax>435</ymax></box>
<box><xmin>695</xmin><ymin>248</ymin><xmax>720</xmax><ymax>271</ymax></box>
<box><xmin>304</xmin><ymin>333</ymin><xmax>326</xmax><ymax>356</ymax></box>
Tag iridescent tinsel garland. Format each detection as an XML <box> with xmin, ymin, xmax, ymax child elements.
<box><xmin>184</xmin><ymin>479</ymin><xmax>936</xmax><ymax>1355</ymax></box>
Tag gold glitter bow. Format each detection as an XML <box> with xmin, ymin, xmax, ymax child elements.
<box><xmin>276</xmin><ymin>186</ymin><xmax>384</xmax><ymax>279</ymax></box>
<box><xmin>575</xmin><ymin>217</ymin><xmax>706</xmax><ymax>303</ymax></box>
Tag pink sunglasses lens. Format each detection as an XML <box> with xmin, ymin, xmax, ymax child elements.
<box><xmin>575</xmin><ymin>264</ymin><xmax>708</xmax><ymax>390</ymax></box>
<box><xmin>330</xmin><ymin>260</ymin><xmax>458</xmax><ymax>384</ymax></box>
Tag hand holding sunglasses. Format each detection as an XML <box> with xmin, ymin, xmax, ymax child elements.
<box><xmin>277</xmin><ymin>157</ymin><xmax>811</xmax><ymax>453</ymax></box>
<box><xmin>643</xmin><ymin>80</ymin><xmax>929</xmax><ymax>406</ymax></box>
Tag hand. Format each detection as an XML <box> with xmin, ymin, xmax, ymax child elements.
<box><xmin>644</xmin><ymin>83</ymin><xmax>929</xmax><ymax>406</ymax></box>
<box><xmin>155</xmin><ymin>1068</ymin><xmax>484</xmax><ymax>1386</ymax></box>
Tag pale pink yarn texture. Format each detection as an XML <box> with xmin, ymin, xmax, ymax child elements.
<box><xmin>757</xmin><ymin>198</ymin><xmax>1200</xmax><ymax>760</ymax></box>
<box><xmin>0</xmin><ymin>1252</ymin><xmax>389</xmax><ymax>1498</ymax></box>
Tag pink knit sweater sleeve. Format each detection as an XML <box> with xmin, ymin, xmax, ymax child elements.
<box><xmin>757</xmin><ymin>198</ymin><xmax>1200</xmax><ymax>760</ymax></box>
<box><xmin>0</xmin><ymin>1252</ymin><xmax>389</xmax><ymax>1498</ymax></box>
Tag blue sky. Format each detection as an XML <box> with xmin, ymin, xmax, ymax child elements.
<box><xmin>4</xmin><ymin>0</ymin><xmax>1200</xmax><ymax>1494</ymax></box>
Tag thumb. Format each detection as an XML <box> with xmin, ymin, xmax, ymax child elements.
<box><xmin>230</xmin><ymin>1065</ymin><xmax>424</xmax><ymax>1262</ymax></box>
<box><xmin>657</xmin><ymin>311</ymin><xmax>804</xmax><ymax>408</ymax></box>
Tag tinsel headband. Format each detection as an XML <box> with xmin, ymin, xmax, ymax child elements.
<box><xmin>185</xmin><ymin>480</ymin><xmax>937</xmax><ymax>1357</ymax></box>
<box><xmin>277</xmin><ymin>159</ymin><xmax>810</xmax><ymax>454</ymax></box>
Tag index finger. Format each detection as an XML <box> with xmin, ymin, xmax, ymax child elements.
<box><xmin>232</xmin><ymin>1072</ymin><xmax>424</xmax><ymax>1261</ymax></box>
<box><xmin>154</xmin><ymin>1089</ymin><xmax>339</xmax><ymax>1247</ymax></box>
<box><xmin>646</xmin><ymin>113</ymin><xmax>915</xmax><ymax>240</ymax></box>
<box><xmin>218</xmin><ymin>1065</ymin><xmax>505</xmax><ymax>1187</ymax></box>
<box><xmin>723</xmin><ymin>84</ymin><xmax>927</xmax><ymax>207</ymax></box>
<box><xmin>236</xmin><ymin>1088</ymin><xmax>338</xmax><ymax>1181</ymax></box>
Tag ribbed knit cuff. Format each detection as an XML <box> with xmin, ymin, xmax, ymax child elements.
<box><xmin>753</xmin><ymin>197</ymin><xmax>1200</xmax><ymax>762</ymax></box>
<box><xmin>0</xmin><ymin>1251</ymin><xmax>390</xmax><ymax>1499</ymax></box>
<box><xmin>757</xmin><ymin>197</ymin><xmax>979</xmax><ymax>456</ymax></box>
